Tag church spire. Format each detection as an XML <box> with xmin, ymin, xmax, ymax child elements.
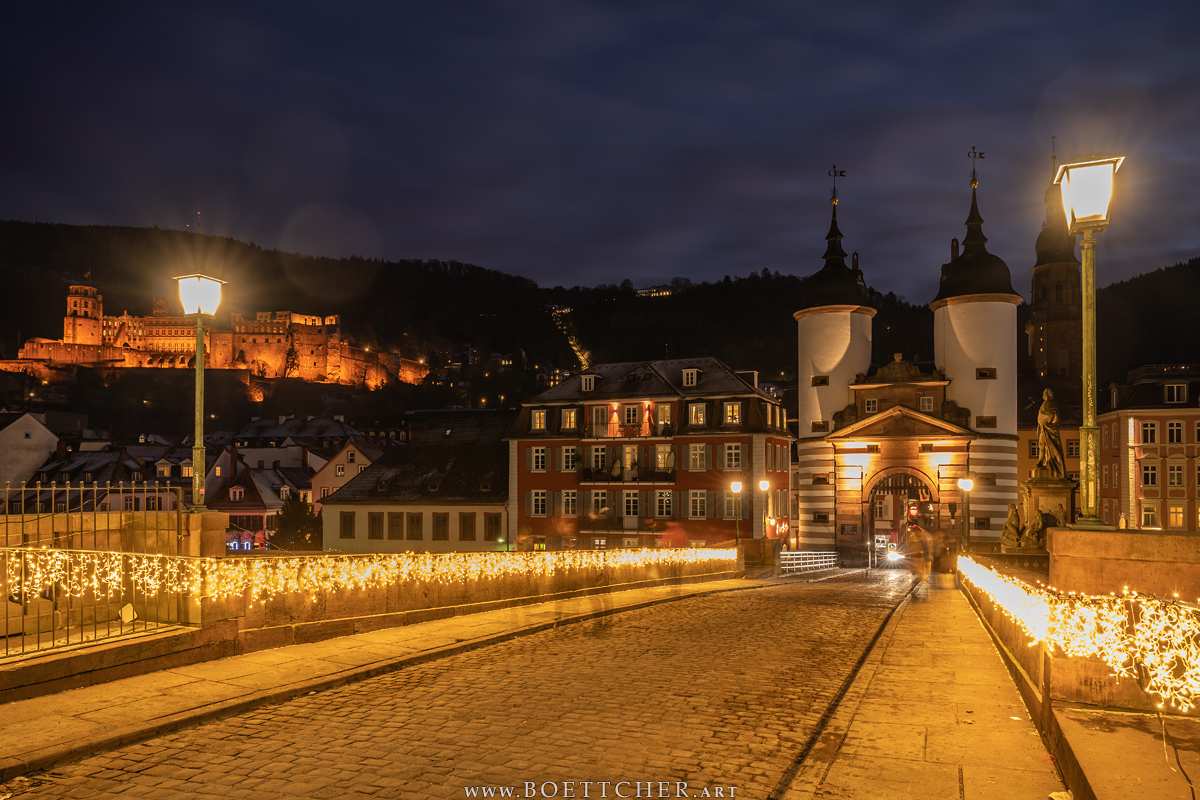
<box><xmin>822</xmin><ymin>196</ymin><xmax>849</xmax><ymax>264</ymax></box>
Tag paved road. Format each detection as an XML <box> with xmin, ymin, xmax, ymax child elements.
<box><xmin>7</xmin><ymin>571</ymin><xmax>913</xmax><ymax>800</ymax></box>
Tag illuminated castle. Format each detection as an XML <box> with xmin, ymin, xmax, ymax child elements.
<box><xmin>7</xmin><ymin>282</ymin><xmax>428</xmax><ymax>387</ymax></box>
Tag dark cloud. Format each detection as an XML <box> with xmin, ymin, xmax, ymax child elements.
<box><xmin>1</xmin><ymin>1</ymin><xmax>1197</xmax><ymax>304</ymax></box>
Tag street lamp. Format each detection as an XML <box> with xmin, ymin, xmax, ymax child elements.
<box><xmin>175</xmin><ymin>273</ymin><xmax>225</xmax><ymax>509</ymax></box>
<box><xmin>1055</xmin><ymin>156</ymin><xmax>1123</xmax><ymax>528</ymax></box>
<box><xmin>957</xmin><ymin>476</ymin><xmax>974</xmax><ymax>551</ymax></box>
<box><xmin>731</xmin><ymin>481</ymin><xmax>743</xmax><ymax>547</ymax></box>
<box><xmin>759</xmin><ymin>479</ymin><xmax>770</xmax><ymax>540</ymax></box>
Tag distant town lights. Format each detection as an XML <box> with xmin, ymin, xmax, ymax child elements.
<box><xmin>174</xmin><ymin>274</ymin><xmax>225</xmax><ymax>316</ymax></box>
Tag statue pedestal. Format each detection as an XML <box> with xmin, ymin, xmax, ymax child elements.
<box><xmin>1022</xmin><ymin>476</ymin><xmax>1075</xmax><ymax>529</ymax></box>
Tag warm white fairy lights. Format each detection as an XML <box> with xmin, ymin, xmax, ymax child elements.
<box><xmin>4</xmin><ymin>547</ymin><xmax>736</xmax><ymax>608</ymax></box>
<box><xmin>959</xmin><ymin>555</ymin><xmax>1200</xmax><ymax>712</ymax></box>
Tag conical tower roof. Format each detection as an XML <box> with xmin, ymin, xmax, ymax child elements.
<box><xmin>797</xmin><ymin>198</ymin><xmax>870</xmax><ymax>311</ymax></box>
<box><xmin>931</xmin><ymin>181</ymin><xmax>1020</xmax><ymax>305</ymax></box>
<box><xmin>1034</xmin><ymin>176</ymin><xmax>1079</xmax><ymax>266</ymax></box>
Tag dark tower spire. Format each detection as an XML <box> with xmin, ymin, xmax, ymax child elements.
<box><xmin>796</xmin><ymin>167</ymin><xmax>869</xmax><ymax>311</ymax></box>
<box><xmin>822</xmin><ymin>195</ymin><xmax>849</xmax><ymax>265</ymax></box>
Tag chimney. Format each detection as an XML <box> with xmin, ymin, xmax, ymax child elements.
<box><xmin>334</xmin><ymin>414</ymin><xmax>344</xmax><ymax>423</ymax></box>
<box><xmin>736</xmin><ymin>370</ymin><xmax>759</xmax><ymax>389</ymax></box>
<box><xmin>951</xmin><ymin>238</ymin><xmax>960</xmax><ymax>260</ymax></box>
<box><xmin>278</xmin><ymin>415</ymin><xmax>287</xmax><ymax>425</ymax></box>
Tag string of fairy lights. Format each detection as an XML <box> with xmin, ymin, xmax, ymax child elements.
<box><xmin>958</xmin><ymin>555</ymin><xmax>1200</xmax><ymax>713</ymax></box>
<box><xmin>3</xmin><ymin>547</ymin><xmax>738</xmax><ymax>608</ymax></box>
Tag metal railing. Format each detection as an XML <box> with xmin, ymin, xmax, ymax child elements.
<box><xmin>780</xmin><ymin>551</ymin><xmax>839</xmax><ymax>574</ymax></box>
<box><xmin>589</xmin><ymin>422</ymin><xmax>675</xmax><ymax>439</ymax></box>
<box><xmin>2</xmin><ymin>482</ymin><xmax>189</xmax><ymax>660</ymax></box>
<box><xmin>580</xmin><ymin>467</ymin><xmax>677</xmax><ymax>483</ymax></box>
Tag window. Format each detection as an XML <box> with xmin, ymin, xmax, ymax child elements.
<box><xmin>689</xmin><ymin>490</ymin><xmax>706</xmax><ymax>519</ymax></box>
<box><xmin>1169</xmin><ymin>464</ymin><xmax>1184</xmax><ymax>487</ymax></box>
<box><xmin>321</xmin><ymin>487</ymin><xmax>330</xmax><ymax>499</ymax></box>
<box><xmin>582</xmin><ymin>375</ymin><xmax>595</xmax><ymax>392</ymax></box>
<box><xmin>1142</xmin><ymin>505</ymin><xmax>1158</xmax><ymax>528</ymax></box>
<box><xmin>592</xmin><ymin>446</ymin><xmax>607</xmax><ymax>471</ymax></box>
<box><xmin>1067</xmin><ymin>440</ymin><xmax>1080</xmax><ymax>458</ymax></box>
<box><xmin>368</xmin><ymin>512</ymin><xmax>384</xmax><ymax>539</ymax></box>
<box><xmin>683</xmin><ymin>369</ymin><xmax>698</xmax><ymax>387</ymax></box>
<box><xmin>432</xmin><ymin>513</ymin><xmax>449</xmax><ymax>541</ymax></box>
<box><xmin>531</xmin><ymin>409</ymin><xmax>547</xmax><ymax>430</ymax></box>
<box><xmin>133</xmin><ymin>471</ymin><xmax>143</xmax><ymax>482</ymax></box>
<box><xmin>724</xmin><ymin>443</ymin><xmax>742</xmax><ymax>470</ymax></box>
<box><xmin>563</xmin><ymin>447</ymin><xmax>578</xmax><ymax>471</ymax></box>
<box><xmin>388</xmin><ymin>512</ymin><xmax>404</xmax><ymax>539</ymax></box>
<box><xmin>811</xmin><ymin>375</ymin><xmax>829</xmax><ymax>387</ymax></box>
<box><xmin>594</xmin><ymin>538</ymin><xmax>608</xmax><ymax>550</ymax></box>
<box><xmin>1169</xmin><ymin>422</ymin><xmax>1183</xmax><ymax>444</ymax></box>
<box><xmin>157</xmin><ymin>465</ymin><xmax>171</xmax><ymax>478</ymax></box>
<box><xmin>1166</xmin><ymin>384</ymin><xmax>1187</xmax><ymax>403</ymax></box>
<box><xmin>657</xmin><ymin>405</ymin><xmax>671</xmax><ymax>427</ymax></box>
<box><xmin>874</xmin><ymin>497</ymin><xmax>888</xmax><ymax>518</ymax></box>
<box><xmin>347</xmin><ymin>451</ymin><xmax>356</xmax><ymax>463</ymax></box>
<box><xmin>624</xmin><ymin>491</ymin><xmax>638</xmax><ymax>517</ymax></box>
<box><xmin>623</xmin><ymin>405</ymin><xmax>640</xmax><ymax>425</ymax></box>
<box><xmin>976</xmin><ymin>368</ymin><xmax>997</xmax><ymax>380</ymax></box>
<box><xmin>459</xmin><ymin>513</ymin><xmax>477</xmax><ymax>540</ymax></box>
<box><xmin>974</xmin><ymin>518</ymin><xmax>991</xmax><ymax>531</ymax></box>
<box><xmin>215</xmin><ymin>467</ymin><xmax>221</xmax><ymax>477</ymax></box>
<box><xmin>484</xmin><ymin>513</ymin><xmax>502</xmax><ymax>541</ymax></box>
<box><xmin>689</xmin><ymin>403</ymin><xmax>706</xmax><ymax>426</ymax></box>
<box><xmin>562</xmin><ymin>408</ymin><xmax>577</xmax><ymax>429</ymax></box>
<box><xmin>593</xmin><ymin>490</ymin><xmax>609</xmax><ymax>516</ymax></box>
<box><xmin>532</xmin><ymin>490</ymin><xmax>547</xmax><ymax>516</ymax></box>
<box><xmin>976</xmin><ymin>416</ymin><xmax>997</xmax><ymax>428</ymax></box>
<box><xmin>1103</xmin><ymin>465</ymin><xmax>1109</xmax><ymax>487</ymax></box>
<box><xmin>181</xmin><ymin>466</ymin><xmax>193</xmax><ymax>478</ymax></box>
<box><xmin>563</xmin><ymin>490</ymin><xmax>577</xmax><ymax>516</ymax></box>
<box><xmin>1103</xmin><ymin>427</ymin><xmax>1109</xmax><ymax>448</ymax></box>
<box><xmin>813</xmin><ymin>512</ymin><xmax>829</xmax><ymax>523</ymax></box>
<box><xmin>1028</xmin><ymin>441</ymin><xmax>1039</xmax><ymax>458</ymax></box>
<box><xmin>1142</xmin><ymin>464</ymin><xmax>1157</xmax><ymax>486</ymax></box>
<box><xmin>724</xmin><ymin>403</ymin><xmax>741</xmax><ymax>424</ymax></box>
<box><xmin>229</xmin><ymin>487</ymin><xmax>244</xmax><ymax>501</ymax></box>
<box><xmin>280</xmin><ymin>486</ymin><xmax>290</xmax><ymax>500</ymax></box>
<box><xmin>124</xmin><ymin>496</ymin><xmax>136</xmax><ymax>511</ymax></box>
<box><xmin>656</xmin><ymin>491</ymin><xmax>672</xmax><ymax>517</ymax></box>
<box><xmin>532</xmin><ymin>447</ymin><xmax>547</xmax><ymax>471</ymax></box>
<box><xmin>359</xmin><ymin>465</ymin><xmax>366</xmax><ymax>473</ymax></box>
<box><xmin>812</xmin><ymin>474</ymin><xmax>829</xmax><ymax>485</ymax></box>
<box><xmin>339</xmin><ymin>511</ymin><xmax>355</xmax><ymax>539</ymax></box>
<box><xmin>725</xmin><ymin>492</ymin><xmax>741</xmax><ymax>519</ymax></box>
<box><xmin>1142</xmin><ymin>422</ymin><xmax>1157</xmax><ymax>444</ymax></box>
<box><xmin>689</xmin><ymin>444</ymin><xmax>706</xmax><ymax>470</ymax></box>
<box><xmin>1169</xmin><ymin>505</ymin><xmax>1185</xmax><ymax>530</ymax></box>
<box><xmin>864</xmin><ymin>399</ymin><xmax>878</xmax><ymax>414</ymax></box>
<box><xmin>406</xmin><ymin>512</ymin><xmax>423</xmax><ymax>540</ymax></box>
<box><xmin>919</xmin><ymin>397</ymin><xmax>933</xmax><ymax>413</ymax></box>
<box><xmin>811</xmin><ymin>421</ymin><xmax>829</xmax><ymax>433</ymax></box>
<box><xmin>336</xmin><ymin>465</ymin><xmax>345</xmax><ymax>477</ymax></box>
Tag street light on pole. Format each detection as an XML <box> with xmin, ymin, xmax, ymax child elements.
<box><xmin>1055</xmin><ymin>156</ymin><xmax>1123</xmax><ymax>528</ymax></box>
<box><xmin>957</xmin><ymin>476</ymin><xmax>974</xmax><ymax>552</ymax></box>
<box><xmin>175</xmin><ymin>274</ymin><xmax>225</xmax><ymax>509</ymax></box>
<box><xmin>731</xmin><ymin>481</ymin><xmax>742</xmax><ymax>547</ymax></box>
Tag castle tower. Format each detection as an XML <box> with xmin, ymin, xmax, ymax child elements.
<box><xmin>1027</xmin><ymin>168</ymin><xmax>1081</xmax><ymax>381</ymax></box>
<box><xmin>930</xmin><ymin>180</ymin><xmax>1022</xmax><ymax>436</ymax></box>
<box><xmin>795</xmin><ymin>196</ymin><xmax>876</xmax><ymax>437</ymax></box>
<box><xmin>63</xmin><ymin>283</ymin><xmax>103</xmax><ymax>345</ymax></box>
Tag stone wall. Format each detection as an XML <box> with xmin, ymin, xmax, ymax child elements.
<box><xmin>1049</xmin><ymin>527</ymin><xmax>1200</xmax><ymax>599</ymax></box>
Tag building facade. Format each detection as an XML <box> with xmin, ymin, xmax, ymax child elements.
<box><xmin>1099</xmin><ymin>365</ymin><xmax>1200</xmax><ymax>531</ymax></box>
<box><xmin>507</xmin><ymin>358</ymin><xmax>793</xmax><ymax>551</ymax></box>
<box><xmin>794</xmin><ymin>187</ymin><xmax>1021</xmax><ymax>563</ymax></box>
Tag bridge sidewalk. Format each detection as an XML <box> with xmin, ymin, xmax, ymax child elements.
<box><xmin>784</xmin><ymin>578</ymin><xmax>1066</xmax><ymax>800</ymax></box>
<box><xmin>0</xmin><ymin>569</ymin><xmax>849</xmax><ymax>783</ymax></box>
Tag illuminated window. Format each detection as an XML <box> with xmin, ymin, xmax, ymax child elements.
<box><xmin>561</xmin><ymin>408</ymin><xmax>577</xmax><ymax>429</ymax></box>
<box><xmin>1169</xmin><ymin>506</ymin><xmax>1186</xmax><ymax>529</ymax></box>
<box><xmin>919</xmin><ymin>397</ymin><xmax>933</xmax><ymax>413</ymax></box>
<box><xmin>724</xmin><ymin>402</ymin><xmax>742</xmax><ymax>424</ymax></box>
<box><xmin>689</xmin><ymin>444</ymin><xmax>706</xmax><ymax>470</ymax></box>
<box><xmin>656</xmin><ymin>491</ymin><xmax>672</xmax><ymax>518</ymax></box>
<box><xmin>623</xmin><ymin>405</ymin><xmax>640</xmax><ymax>425</ymax></box>
<box><xmin>563</xmin><ymin>490</ymin><xmax>577</xmax><ymax>517</ymax></box>
<box><xmin>1142</xmin><ymin>464</ymin><xmax>1157</xmax><ymax>486</ymax></box>
<box><xmin>1142</xmin><ymin>505</ymin><xmax>1158</xmax><ymax>528</ymax></box>
<box><xmin>1142</xmin><ymin>422</ymin><xmax>1157</xmax><ymax>444</ymax></box>
<box><xmin>336</xmin><ymin>465</ymin><xmax>345</xmax><ymax>477</ymax></box>
<box><xmin>657</xmin><ymin>404</ymin><xmax>671</xmax><ymax>427</ymax></box>
<box><xmin>1169</xmin><ymin>464</ymin><xmax>1184</xmax><ymax>487</ymax></box>
<box><xmin>1168</xmin><ymin>422</ymin><xmax>1183</xmax><ymax>444</ymax></box>
<box><xmin>865</xmin><ymin>399</ymin><xmax>878</xmax><ymax>414</ymax></box>
<box><xmin>531</xmin><ymin>409</ymin><xmax>547</xmax><ymax>430</ymax></box>
<box><xmin>655</xmin><ymin>444</ymin><xmax>671</xmax><ymax>470</ymax></box>
<box><xmin>689</xmin><ymin>403</ymin><xmax>706</xmax><ymax>426</ymax></box>
<box><xmin>182</xmin><ymin>466</ymin><xmax>193</xmax><ymax>478</ymax></box>
<box><xmin>689</xmin><ymin>490</ymin><xmax>706</xmax><ymax>519</ymax></box>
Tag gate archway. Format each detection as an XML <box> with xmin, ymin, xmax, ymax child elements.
<box><xmin>865</xmin><ymin>470</ymin><xmax>938</xmax><ymax>550</ymax></box>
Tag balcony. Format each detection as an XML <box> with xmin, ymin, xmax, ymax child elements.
<box><xmin>580</xmin><ymin>467</ymin><xmax>676</xmax><ymax>484</ymax></box>
<box><xmin>588</xmin><ymin>422</ymin><xmax>675</xmax><ymax>439</ymax></box>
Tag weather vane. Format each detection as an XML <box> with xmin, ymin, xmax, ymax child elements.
<box><xmin>828</xmin><ymin>165</ymin><xmax>846</xmax><ymax>204</ymax></box>
<box><xmin>967</xmin><ymin>146</ymin><xmax>985</xmax><ymax>187</ymax></box>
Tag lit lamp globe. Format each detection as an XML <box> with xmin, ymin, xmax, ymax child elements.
<box><xmin>731</xmin><ymin>481</ymin><xmax>742</xmax><ymax>494</ymax></box>
<box><xmin>957</xmin><ymin>478</ymin><xmax>974</xmax><ymax>493</ymax></box>
<box><xmin>759</xmin><ymin>480</ymin><xmax>770</xmax><ymax>491</ymax></box>
<box><xmin>1055</xmin><ymin>156</ymin><xmax>1123</xmax><ymax>233</ymax></box>
<box><xmin>175</xmin><ymin>274</ymin><xmax>225</xmax><ymax>315</ymax></box>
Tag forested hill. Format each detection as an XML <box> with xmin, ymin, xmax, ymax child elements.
<box><xmin>0</xmin><ymin>219</ymin><xmax>1193</xmax><ymax>388</ymax></box>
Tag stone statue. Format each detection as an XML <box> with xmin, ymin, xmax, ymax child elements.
<box><xmin>1000</xmin><ymin>504</ymin><xmax>1022</xmax><ymax>549</ymax></box>
<box><xmin>1051</xmin><ymin>501</ymin><xmax>1070</xmax><ymax>529</ymax></box>
<box><xmin>1034</xmin><ymin>389</ymin><xmax>1066</xmax><ymax>479</ymax></box>
<box><xmin>1021</xmin><ymin>510</ymin><xmax>1047</xmax><ymax>550</ymax></box>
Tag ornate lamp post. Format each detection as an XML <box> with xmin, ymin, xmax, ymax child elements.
<box><xmin>957</xmin><ymin>476</ymin><xmax>974</xmax><ymax>551</ymax></box>
<box><xmin>1055</xmin><ymin>156</ymin><xmax>1124</xmax><ymax>528</ymax></box>
<box><xmin>730</xmin><ymin>481</ymin><xmax>743</xmax><ymax>546</ymax></box>
<box><xmin>175</xmin><ymin>274</ymin><xmax>225</xmax><ymax>509</ymax></box>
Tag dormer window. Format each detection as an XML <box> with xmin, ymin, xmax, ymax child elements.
<box><xmin>280</xmin><ymin>486</ymin><xmax>290</xmax><ymax>500</ymax></box>
<box><xmin>1166</xmin><ymin>384</ymin><xmax>1187</xmax><ymax>404</ymax></box>
<box><xmin>157</xmin><ymin>465</ymin><xmax>171</xmax><ymax>478</ymax></box>
<box><xmin>132</xmin><ymin>472</ymin><xmax>142</xmax><ymax>483</ymax></box>
<box><xmin>724</xmin><ymin>402</ymin><xmax>741</xmax><ymax>425</ymax></box>
<box><xmin>182</xmin><ymin>466</ymin><xmax>193</xmax><ymax>478</ymax></box>
<box><xmin>582</xmin><ymin>375</ymin><xmax>595</xmax><ymax>392</ymax></box>
<box><xmin>531</xmin><ymin>409</ymin><xmax>547</xmax><ymax>430</ymax></box>
<box><xmin>682</xmin><ymin>369</ymin><xmax>699</xmax><ymax>387</ymax></box>
<box><xmin>561</xmin><ymin>408</ymin><xmax>577</xmax><ymax>429</ymax></box>
<box><xmin>229</xmin><ymin>487</ymin><xmax>244</xmax><ymax>501</ymax></box>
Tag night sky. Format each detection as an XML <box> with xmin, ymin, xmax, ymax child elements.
<box><xmin>2</xmin><ymin>2</ymin><xmax>1197</xmax><ymax>304</ymax></box>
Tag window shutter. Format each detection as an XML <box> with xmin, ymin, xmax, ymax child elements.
<box><xmin>638</xmin><ymin>491</ymin><xmax>646</xmax><ymax>518</ymax></box>
<box><xmin>743</xmin><ymin>491</ymin><xmax>751</xmax><ymax>519</ymax></box>
<box><xmin>525</xmin><ymin>448</ymin><xmax>532</xmax><ymax>471</ymax></box>
<box><xmin>554</xmin><ymin>491</ymin><xmax>562</xmax><ymax>516</ymax></box>
<box><xmin>586</xmin><ymin>490</ymin><xmax>594</xmax><ymax>514</ymax></box>
<box><xmin>767</xmin><ymin>443</ymin><xmax>774</xmax><ymax>471</ymax></box>
<box><xmin>670</xmin><ymin>491</ymin><xmax>678</xmax><ymax>518</ymax></box>
<box><xmin>525</xmin><ymin>490</ymin><xmax>532</xmax><ymax>516</ymax></box>
<box><xmin>705</xmin><ymin>490</ymin><xmax>714</xmax><ymax>519</ymax></box>
<box><xmin>739</xmin><ymin>443</ymin><xmax>746</xmax><ymax>469</ymax></box>
<box><xmin>716</xmin><ymin>490</ymin><xmax>726</xmax><ymax>519</ymax></box>
<box><xmin>704</xmin><ymin>444</ymin><xmax>712</xmax><ymax>470</ymax></box>
<box><xmin>555</xmin><ymin>447</ymin><xmax>563</xmax><ymax>471</ymax></box>
<box><xmin>602</xmin><ymin>489</ymin><xmax>610</xmax><ymax>515</ymax></box>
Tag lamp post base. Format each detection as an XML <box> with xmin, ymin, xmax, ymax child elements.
<box><xmin>1068</xmin><ymin>516</ymin><xmax>1117</xmax><ymax>531</ymax></box>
